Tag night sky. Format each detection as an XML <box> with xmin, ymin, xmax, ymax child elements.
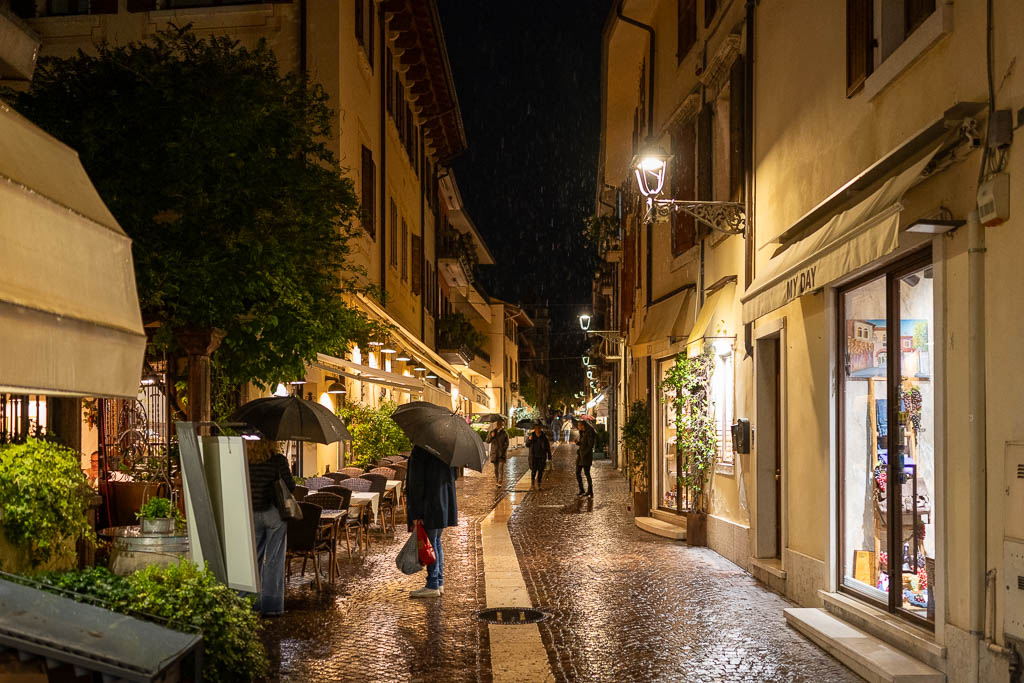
<box><xmin>438</xmin><ymin>1</ymin><xmax>612</xmax><ymax>395</ymax></box>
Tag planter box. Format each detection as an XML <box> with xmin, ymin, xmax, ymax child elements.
<box><xmin>141</xmin><ymin>517</ymin><xmax>175</xmax><ymax>534</ymax></box>
<box><xmin>631</xmin><ymin>491</ymin><xmax>650</xmax><ymax>518</ymax></box>
<box><xmin>686</xmin><ymin>511</ymin><xmax>708</xmax><ymax>546</ymax></box>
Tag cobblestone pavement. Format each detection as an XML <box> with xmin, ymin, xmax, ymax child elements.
<box><xmin>261</xmin><ymin>444</ymin><xmax>858</xmax><ymax>682</ymax></box>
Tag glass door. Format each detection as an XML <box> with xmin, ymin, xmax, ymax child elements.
<box><xmin>839</xmin><ymin>252</ymin><xmax>935</xmax><ymax>626</ymax></box>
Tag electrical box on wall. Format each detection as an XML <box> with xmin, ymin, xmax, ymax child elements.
<box><xmin>1005</xmin><ymin>442</ymin><xmax>1024</xmax><ymax>540</ymax></box>
<box><xmin>978</xmin><ymin>173</ymin><xmax>1010</xmax><ymax>226</ymax></box>
<box><xmin>1004</xmin><ymin>540</ymin><xmax>1024</xmax><ymax>642</ymax></box>
<box><xmin>731</xmin><ymin>418</ymin><xmax>751</xmax><ymax>454</ymax></box>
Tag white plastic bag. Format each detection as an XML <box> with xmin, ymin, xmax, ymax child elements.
<box><xmin>396</xmin><ymin>531</ymin><xmax>422</xmax><ymax>575</ymax></box>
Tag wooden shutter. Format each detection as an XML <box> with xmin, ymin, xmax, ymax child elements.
<box><xmin>704</xmin><ymin>0</ymin><xmax>718</xmax><ymax>28</ymax></box>
<box><xmin>368</xmin><ymin>0</ymin><xmax>375</xmax><ymax>67</ymax></box>
<box><xmin>125</xmin><ymin>0</ymin><xmax>155</xmax><ymax>12</ymax></box>
<box><xmin>411</xmin><ymin>235</ymin><xmax>423</xmax><ymax>295</ymax></box>
<box><xmin>390</xmin><ymin>200</ymin><xmax>398</xmax><ymax>266</ymax></box>
<box><xmin>846</xmin><ymin>0</ymin><xmax>873</xmax><ymax>95</ymax></box>
<box><xmin>697</xmin><ymin>103</ymin><xmax>713</xmax><ymax>238</ymax></box>
<box><xmin>677</xmin><ymin>0</ymin><xmax>696</xmax><ymax>62</ymax></box>
<box><xmin>728</xmin><ymin>57</ymin><xmax>745</xmax><ymax>204</ymax></box>
<box><xmin>622</xmin><ymin>225</ymin><xmax>636</xmax><ymax>328</ymax></box>
<box><xmin>401</xmin><ymin>219</ymin><xmax>408</xmax><ymax>281</ymax></box>
<box><xmin>671</xmin><ymin>122</ymin><xmax>696</xmax><ymax>256</ymax></box>
<box><xmin>354</xmin><ymin>0</ymin><xmax>364</xmax><ymax>46</ymax></box>
<box><xmin>360</xmin><ymin>146</ymin><xmax>375</xmax><ymax>238</ymax></box>
<box><xmin>905</xmin><ymin>0</ymin><xmax>935</xmax><ymax>36</ymax></box>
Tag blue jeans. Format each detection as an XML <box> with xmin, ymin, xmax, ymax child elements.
<box><xmin>254</xmin><ymin>506</ymin><xmax>287</xmax><ymax>615</ymax></box>
<box><xmin>425</xmin><ymin>528</ymin><xmax>444</xmax><ymax>590</ymax></box>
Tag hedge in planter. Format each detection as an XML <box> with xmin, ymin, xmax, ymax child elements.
<box><xmin>0</xmin><ymin>438</ymin><xmax>95</xmax><ymax>571</ymax></box>
<box><xmin>339</xmin><ymin>400</ymin><xmax>411</xmax><ymax>468</ymax></box>
<box><xmin>33</xmin><ymin>562</ymin><xmax>268</xmax><ymax>682</ymax></box>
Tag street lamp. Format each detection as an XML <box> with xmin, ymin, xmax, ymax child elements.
<box><xmin>578</xmin><ymin>313</ymin><xmax>591</xmax><ymax>331</ymax></box>
<box><xmin>632</xmin><ymin>139</ymin><xmax>669</xmax><ymax>198</ymax></box>
<box><xmin>582</xmin><ymin>355</ymin><xmax>590</xmax><ymax>366</ymax></box>
<box><xmin>325</xmin><ymin>377</ymin><xmax>347</xmax><ymax>394</ymax></box>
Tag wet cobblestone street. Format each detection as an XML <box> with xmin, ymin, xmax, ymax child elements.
<box><xmin>260</xmin><ymin>445</ymin><xmax>859</xmax><ymax>682</ymax></box>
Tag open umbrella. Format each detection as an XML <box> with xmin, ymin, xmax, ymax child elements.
<box><xmin>515</xmin><ymin>418</ymin><xmax>537</xmax><ymax>429</ymax></box>
<box><xmin>392</xmin><ymin>401</ymin><xmax>488</xmax><ymax>472</ymax></box>
<box><xmin>230</xmin><ymin>396</ymin><xmax>350</xmax><ymax>444</ymax></box>
<box><xmin>577</xmin><ymin>414</ymin><xmax>596</xmax><ymax>423</ymax></box>
<box><xmin>474</xmin><ymin>413</ymin><xmax>504</xmax><ymax>424</ymax></box>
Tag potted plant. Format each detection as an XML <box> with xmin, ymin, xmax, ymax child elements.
<box><xmin>660</xmin><ymin>352</ymin><xmax>717</xmax><ymax>546</ymax></box>
<box><xmin>0</xmin><ymin>438</ymin><xmax>96</xmax><ymax>572</ymax></box>
<box><xmin>137</xmin><ymin>496</ymin><xmax>179</xmax><ymax>534</ymax></box>
<box><xmin>339</xmin><ymin>400</ymin><xmax>412</xmax><ymax>468</ymax></box>
<box><xmin>593</xmin><ymin>423</ymin><xmax>609</xmax><ymax>460</ymax></box>
<box><xmin>621</xmin><ymin>400</ymin><xmax>651</xmax><ymax>518</ymax></box>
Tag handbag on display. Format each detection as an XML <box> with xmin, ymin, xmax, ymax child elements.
<box><xmin>415</xmin><ymin>521</ymin><xmax>436</xmax><ymax>565</ymax></box>
<box><xmin>273</xmin><ymin>476</ymin><xmax>303</xmax><ymax>521</ymax></box>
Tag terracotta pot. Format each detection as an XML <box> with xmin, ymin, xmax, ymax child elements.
<box><xmin>632</xmin><ymin>491</ymin><xmax>650</xmax><ymax>518</ymax></box>
<box><xmin>686</xmin><ymin>511</ymin><xmax>708</xmax><ymax>546</ymax></box>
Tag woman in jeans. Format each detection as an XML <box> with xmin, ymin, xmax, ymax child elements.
<box><xmin>247</xmin><ymin>439</ymin><xmax>294</xmax><ymax>616</ymax></box>
<box><xmin>405</xmin><ymin>445</ymin><xmax>458</xmax><ymax>598</ymax></box>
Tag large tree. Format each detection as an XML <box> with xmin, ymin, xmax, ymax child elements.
<box><xmin>7</xmin><ymin>26</ymin><xmax>378</xmax><ymax>393</ymax></box>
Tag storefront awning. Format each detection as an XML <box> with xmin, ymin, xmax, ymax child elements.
<box><xmin>315</xmin><ymin>354</ymin><xmax>424</xmax><ymax>394</ymax></box>
<box><xmin>630</xmin><ymin>288</ymin><xmax>695</xmax><ymax>358</ymax></box>
<box><xmin>457</xmin><ymin>375</ymin><xmax>489</xmax><ymax>408</ymax></box>
<box><xmin>687</xmin><ymin>281</ymin><xmax>737</xmax><ymax>354</ymax></box>
<box><xmin>0</xmin><ymin>104</ymin><xmax>146</xmax><ymax>398</ymax></box>
<box><xmin>741</xmin><ymin>146</ymin><xmax>942</xmax><ymax>324</ymax></box>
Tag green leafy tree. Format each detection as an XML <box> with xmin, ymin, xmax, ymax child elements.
<box><xmin>4</xmin><ymin>26</ymin><xmax>376</xmax><ymax>388</ymax></box>
<box><xmin>660</xmin><ymin>352</ymin><xmax>718</xmax><ymax>513</ymax></box>
<box><xmin>621</xmin><ymin>400</ymin><xmax>651</xmax><ymax>492</ymax></box>
<box><xmin>339</xmin><ymin>400</ymin><xmax>411</xmax><ymax>468</ymax></box>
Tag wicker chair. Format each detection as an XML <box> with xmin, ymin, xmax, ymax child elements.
<box><xmin>325</xmin><ymin>472</ymin><xmax>350</xmax><ymax>483</ymax></box>
<box><xmin>293</xmin><ymin>485</ymin><xmax>308</xmax><ymax>501</ymax></box>
<box><xmin>368</xmin><ymin>467</ymin><xmax>396</xmax><ymax>479</ymax></box>
<box><xmin>305</xmin><ymin>492</ymin><xmax>343</xmax><ymax>510</ymax></box>
<box><xmin>304</xmin><ymin>476</ymin><xmax>334</xmax><ymax>491</ymax></box>
<box><xmin>336</xmin><ymin>478</ymin><xmax>372</xmax><ymax>548</ymax></box>
<box><xmin>338</xmin><ymin>467</ymin><xmax>365</xmax><ymax>478</ymax></box>
<box><xmin>359</xmin><ymin>473</ymin><xmax>392</xmax><ymax>533</ymax></box>
<box><xmin>285</xmin><ymin>502</ymin><xmax>330</xmax><ymax>590</ymax></box>
<box><xmin>318</xmin><ymin>485</ymin><xmax>349</xmax><ymax>498</ymax></box>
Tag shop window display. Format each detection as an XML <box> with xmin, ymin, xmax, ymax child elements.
<box><xmin>840</xmin><ymin>258</ymin><xmax>935</xmax><ymax>624</ymax></box>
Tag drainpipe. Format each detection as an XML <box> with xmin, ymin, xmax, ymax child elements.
<box><xmin>967</xmin><ymin>208</ymin><xmax>986</xmax><ymax>676</ymax></box>
<box><xmin>743</xmin><ymin>0</ymin><xmax>755</xmax><ymax>357</ymax></box>
<box><xmin>379</xmin><ymin>10</ymin><xmax>388</xmax><ymax>296</ymax></box>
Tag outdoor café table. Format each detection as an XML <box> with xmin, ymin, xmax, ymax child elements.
<box><xmin>348</xmin><ymin>491</ymin><xmax>380</xmax><ymax>549</ymax></box>
<box><xmin>319</xmin><ymin>509</ymin><xmax>347</xmax><ymax>582</ymax></box>
<box><xmin>386</xmin><ymin>479</ymin><xmax>403</xmax><ymax>507</ymax></box>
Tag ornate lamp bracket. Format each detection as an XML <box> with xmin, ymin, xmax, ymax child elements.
<box><xmin>645</xmin><ymin>199</ymin><xmax>746</xmax><ymax>235</ymax></box>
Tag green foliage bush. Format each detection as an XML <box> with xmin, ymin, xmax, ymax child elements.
<box><xmin>0</xmin><ymin>439</ymin><xmax>94</xmax><ymax>567</ymax></box>
<box><xmin>339</xmin><ymin>400</ymin><xmax>411</xmax><ymax>468</ymax></box>
<box><xmin>33</xmin><ymin>562</ymin><xmax>268</xmax><ymax>682</ymax></box>
<box><xmin>595</xmin><ymin>423</ymin><xmax>609</xmax><ymax>450</ymax></box>
<box><xmin>506</xmin><ymin>427</ymin><xmax>524</xmax><ymax>438</ymax></box>
<box><xmin>622</xmin><ymin>400</ymin><xmax>651</xmax><ymax>492</ymax></box>
<box><xmin>137</xmin><ymin>496</ymin><xmax>173</xmax><ymax>520</ymax></box>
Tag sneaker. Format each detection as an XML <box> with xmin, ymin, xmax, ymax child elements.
<box><xmin>587</xmin><ymin>492</ymin><xmax>594</xmax><ymax>498</ymax></box>
<box><xmin>577</xmin><ymin>491</ymin><xmax>586</xmax><ymax>497</ymax></box>
<box><xmin>410</xmin><ymin>587</ymin><xmax>441</xmax><ymax>598</ymax></box>
<box><xmin>439</xmin><ymin>585</ymin><xmax>445</xmax><ymax>595</ymax></box>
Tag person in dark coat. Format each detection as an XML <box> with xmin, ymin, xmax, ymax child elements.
<box><xmin>485</xmin><ymin>419</ymin><xmax>510</xmax><ymax>486</ymax></box>
<box><xmin>525</xmin><ymin>423</ymin><xmax>552</xmax><ymax>489</ymax></box>
<box><xmin>575</xmin><ymin>420</ymin><xmax>596</xmax><ymax>497</ymax></box>
<box><xmin>405</xmin><ymin>445</ymin><xmax>458</xmax><ymax>598</ymax></box>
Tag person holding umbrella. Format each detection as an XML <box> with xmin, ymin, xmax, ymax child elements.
<box><xmin>404</xmin><ymin>444</ymin><xmax>457</xmax><ymax>598</ymax></box>
<box><xmin>246</xmin><ymin>438</ymin><xmax>294</xmax><ymax>616</ymax></box>
<box><xmin>389</xmin><ymin>402</ymin><xmax>489</xmax><ymax>599</ymax></box>
<box><xmin>575</xmin><ymin>418</ymin><xmax>596</xmax><ymax>497</ymax></box>
<box><xmin>525</xmin><ymin>423</ymin><xmax>551</xmax><ymax>489</ymax></box>
<box><xmin>485</xmin><ymin>418</ymin><xmax>510</xmax><ymax>486</ymax></box>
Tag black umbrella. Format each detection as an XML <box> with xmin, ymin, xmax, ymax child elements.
<box><xmin>391</xmin><ymin>401</ymin><xmax>487</xmax><ymax>472</ymax></box>
<box><xmin>474</xmin><ymin>413</ymin><xmax>504</xmax><ymax>424</ymax></box>
<box><xmin>516</xmin><ymin>418</ymin><xmax>537</xmax><ymax>428</ymax></box>
<box><xmin>230</xmin><ymin>396</ymin><xmax>350</xmax><ymax>444</ymax></box>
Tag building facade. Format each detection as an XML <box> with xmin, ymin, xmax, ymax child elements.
<box><xmin>599</xmin><ymin>0</ymin><xmax>1024</xmax><ymax>679</ymax></box>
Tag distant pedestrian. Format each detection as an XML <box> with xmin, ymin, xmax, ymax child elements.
<box><xmin>525</xmin><ymin>423</ymin><xmax>552</xmax><ymax>489</ymax></box>
<box><xmin>575</xmin><ymin>420</ymin><xmax>596</xmax><ymax>497</ymax></box>
<box><xmin>551</xmin><ymin>416</ymin><xmax>562</xmax><ymax>443</ymax></box>
<box><xmin>246</xmin><ymin>439</ymin><xmax>294</xmax><ymax>616</ymax></box>
<box><xmin>485</xmin><ymin>418</ymin><xmax>510</xmax><ymax>485</ymax></box>
<box><xmin>565</xmin><ymin>418</ymin><xmax>579</xmax><ymax>445</ymax></box>
<box><xmin>405</xmin><ymin>445</ymin><xmax>458</xmax><ymax>598</ymax></box>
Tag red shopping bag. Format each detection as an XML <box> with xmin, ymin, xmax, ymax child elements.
<box><xmin>415</xmin><ymin>521</ymin><xmax>436</xmax><ymax>566</ymax></box>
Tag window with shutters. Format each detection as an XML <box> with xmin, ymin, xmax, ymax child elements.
<box><xmin>728</xmin><ymin>58</ymin><xmax>745</xmax><ymax>204</ymax></box>
<box><xmin>677</xmin><ymin>0</ymin><xmax>696</xmax><ymax>63</ymax></box>
<box><xmin>48</xmin><ymin>0</ymin><xmax>117</xmax><ymax>13</ymax></box>
<box><xmin>360</xmin><ymin>146</ymin><xmax>376</xmax><ymax>238</ymax></box>
<box><xmin>669</xmin><ymin>121</ymin><xmax>696</xmax><ymax>256</ymax></box>
<box><xmin>386</xmin><ymin>51</ymin><xmax>395</xmax><ymax>116</ymax></box>
<box><xmin>354</xmin><ymin>0</ymin><xmax>365</xmax><ymax>47</ymax></box>
<box><xmin>401</xmin><ymin>219</ymin><xmax>408</xmax><ymax>282</ymax></box>
<box><xmin>847</xmin><ymin>0</ymin><xmax>937</xmax><ymax>96</ymax></box>
<box><xmin>367</xmin><ymin>0</ymin><xmax>375</xmax><ymax>68</ymax></box>
<box><xmin>713</xmin><ymin>348</ymin><xmax>735</xmax><ymax>469</ymax></box>
<box><xmin>621</xmin><ymin>226</ymin><xmax>636</xmax><ymax>327</ymax></box>
<box><xmin>390</xmin><ymin>200</ymin><xmax>398</xmax><ymax>267</ymax></box>
<box><xmin>411</xmin><ymin>234</ymin><xmax>422</xmax><ymax>295</ymax></box>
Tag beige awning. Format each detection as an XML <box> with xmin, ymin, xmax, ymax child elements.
<box><xmin>316</xmin><ymin>353</ymin><xmax>424</xmax><ymax>394</ymax></box>
<box><xmin>630</xmin><ymin>289</ymin><xmax>695</xmax><ymax>358</ymax></box>
<box><xmin>686</xmin><ymin>282</ymin><xmax>737</xmax><ymax>354</ymax></box>
<box><xmin>0</xmin><ymin>103</ymin><xmax>145</xmax><ymax>398</ymax></box>
<box><xmin>741</xmin><ymin>146</ymin><xmax>941</xmax><ymax>324</ymax></box>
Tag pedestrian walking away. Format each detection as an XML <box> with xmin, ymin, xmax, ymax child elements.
<box><xmin>551</xmin><ymin>414</ymin><xmax>561</xmax><ymax>443</ymax></box>
<box><xmin>575</xmin><ymin>419</ymin><xmax>595</xmax><ymax>497</ymax></box>
<box><xmin>485</xmin><ymin>418</ymin><xmax>510</xmax><ymax>485</ymax></box>
<box><xmin>246</xmin><ymin>438</ymin><xmax>294</xmax><ymax>616</ymax></box>
<box><xmin>404</xmin><ymin>444</ymin><xmax>458</xmax><ymax>598</ymax></box>
<box><xmin>525</xmin><ymin>423</ymin><xmax>551</xmax><ymax>489</ymax></box>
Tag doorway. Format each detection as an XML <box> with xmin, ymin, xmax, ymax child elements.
<box><xmin>755</xmin><ymin>330</ymin><xmax>784</xmax><ymax>559</ymax></box>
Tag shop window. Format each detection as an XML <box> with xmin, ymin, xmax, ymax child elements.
<box><xmin>677</xmin><ymin>0</ymin><xmax>697</xmax><ymax>62</ymax></box>
<box><xmin>839</xmin><ymin>253</ymin><xmax>935</xmax><ymax>626</ymax></box>
<box><xmin>360</xmin><ymin>146</ymin><xmax>376</xmax><ymax>239</ymax></box>
<box><xmin>712</xmin><ymin>348</ymin><xmax>734</xmax><ymax>469</ymax></box>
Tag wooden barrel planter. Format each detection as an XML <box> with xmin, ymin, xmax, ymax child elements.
<box><xmin>101</xmin><ymin>526</ymin><xmax>189</xmax><ymax>576</ymax></box>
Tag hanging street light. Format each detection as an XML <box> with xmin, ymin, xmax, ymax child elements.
<box><xmin>578</xmin><ymin>313</ymin><xmax>592</xmax><ymax>331</ymax></box>
<box><xmin>632</xmin><ymin>139</ymin><xmax>669</xmax><ymax>198</ymax></box>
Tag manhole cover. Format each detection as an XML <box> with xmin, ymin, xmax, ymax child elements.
<box><xmin>475</xmin><ymin>607</ymin><xmax>550</xmax><ymax>624</ymax></box>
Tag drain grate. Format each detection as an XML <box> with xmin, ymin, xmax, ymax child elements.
<box><xmin>475</xmin><ymin>607</ymin><xmax>550</xmax><ymax>625</ymax></box>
